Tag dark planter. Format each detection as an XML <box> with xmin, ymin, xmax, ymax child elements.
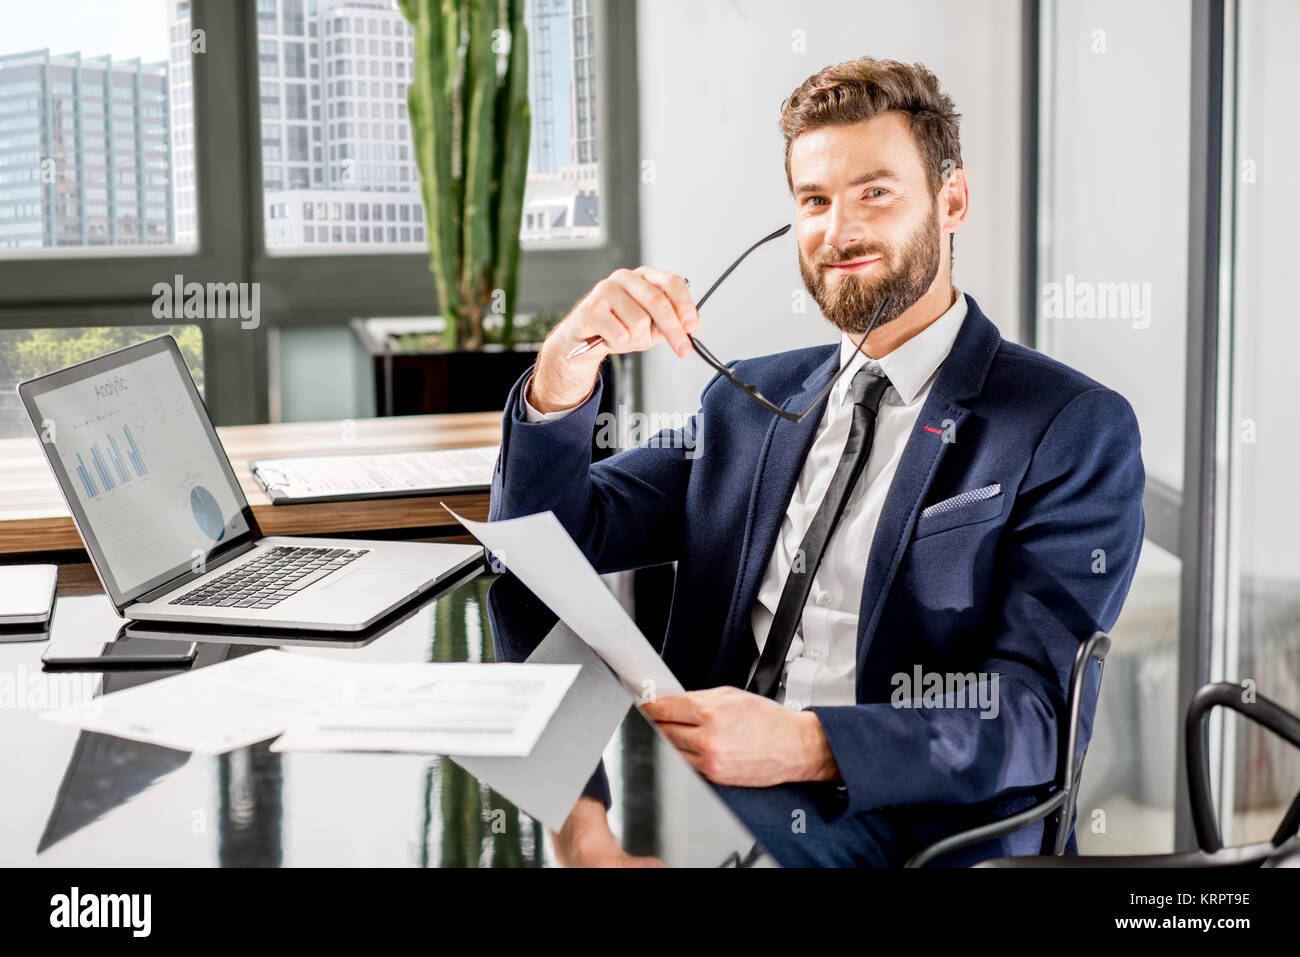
<box><xmin>376</xmin><ymin>348</ymin><xmax>540</xmax><ymax>416</ymax></box>
<box><xmin>371</xmin><ymin>345</ymin><xmax>619</xmax><ymax>462</ymax></box>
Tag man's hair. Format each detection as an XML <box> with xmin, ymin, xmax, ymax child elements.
<box><xmin>779</xmin><ymin>57</ymin><xmax>963</xmax><ymax>201</ymax></box>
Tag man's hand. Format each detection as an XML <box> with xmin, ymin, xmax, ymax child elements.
<box><xmin>641</xmin><ymin>687</ymin><xmax>840</xmax><ymax>787</ymax></box>
<box><xmin>529</xmin><ymin>266</ymin><xmax>699</xmax><ymax>413</ymax></box>
<box><xmin>549</xmin><ymin>796</ymin><xmax>666</xmax><ymax>868</ymax></box>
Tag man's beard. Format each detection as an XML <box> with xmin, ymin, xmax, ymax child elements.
<box><xmin>799</xmin><ymin>204</ymin><xmax>942</xmax><ymax>335</ymax></box>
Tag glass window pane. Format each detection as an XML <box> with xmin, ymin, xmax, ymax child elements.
<box><xmin>1039</xmin><ymin>0</ymin><xmax>1192</xmax><ymax>855</ymax></box>
<box><xmin>1218</xmin><ymin>0</ymin><xmax>1300</xmax><ymax>846</ymax></box>
<box><xmin>1038</xmin><ymin>0</ymin><xmax>1189</xmax><ymax>490</ymax></box>
<box><xmin>0</xmin><ymin>0</ymin><xmax>198</xmax><ymax>256</ymax></box>
<box><xmin>522</xmin><ymin>0</ymin><xmax>601</xmax><ymax>245</ymax></box>
<box><xmin>1076</xmin><ymin>541</ymin><xmax>1181</xmax><ymax>854</ymax></box>
<box><xmin>259</xmin><ymin>0</ymin><xmax>601</xmax><ymax>254</ymax></box>
<box><xmin>259</xmin><ymin>0</ymin><xmax>418</xmax><ymax>254</ymax></box>
<box><xmin>0</xmin><ymin>325</ymin><xmax>203</xmax><ymax>438</ymax></box>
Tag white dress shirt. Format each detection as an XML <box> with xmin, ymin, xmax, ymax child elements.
<box><xmin>749</xmin><ymin>290</ymin><xmax>968</xmax><ymax>710</ymax></box>
<box><xmin>523</xmin><ymin>290</ymin><xmax>969</xmax><ymax>710</ymax></box>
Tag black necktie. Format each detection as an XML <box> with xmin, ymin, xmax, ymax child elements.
<box><xmin>747</xmin><ymin>365</ymin><xmax>892</xmax><ymax>699</ymax></box>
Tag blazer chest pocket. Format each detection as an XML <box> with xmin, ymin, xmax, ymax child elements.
<box><xmin>913</xmin><ymin>483</ymin><xmax>1004</xmax><ymax>540</ymax></box>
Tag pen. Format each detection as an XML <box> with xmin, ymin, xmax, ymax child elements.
<box><xmin>565</xmin><ymin>278</ymin><xmax>691</xmax><ymax>359</ymax></box>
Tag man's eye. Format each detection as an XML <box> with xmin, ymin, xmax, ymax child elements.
<box><xmin>866</xmin><ymin>187</ymin><xmax>889</xmax><ymax>198</ymax></box>
<box><xmin>804</xmin><ymin>196</ymin><xmax>828</xmax><ymax>207</ymax></box>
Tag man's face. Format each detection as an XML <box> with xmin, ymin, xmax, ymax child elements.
<box><xmin>790</xmin><ymin>112</ymin><xmax>943</xmax><ymax>334</ymax></box>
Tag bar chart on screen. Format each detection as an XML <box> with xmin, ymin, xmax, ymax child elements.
<box><xmin>66</xmin><ymin>412</ymin><xmax>151</xmax><ymax>499</ymax></box>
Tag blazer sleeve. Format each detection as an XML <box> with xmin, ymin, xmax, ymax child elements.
<box><xmin>489</xmin><ymin>363</ymin><xmax>724</xmax><ymax>573</ymax></box>
<box><xmin>808</xmin><ymin>387</ymin><xmax>1146</xmax><ymax>818</ymax></box>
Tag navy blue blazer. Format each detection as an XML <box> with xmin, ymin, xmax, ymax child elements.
<box><xmin>488</xmin><ymin>293</ymin><xmax>1145</xmax><ymax>855</ymax></box>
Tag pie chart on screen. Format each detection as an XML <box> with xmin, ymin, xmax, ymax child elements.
<box><xmin>190</xmin><ymin>485</ymin><xmax>225</xmax><ymax>541</ymax></box>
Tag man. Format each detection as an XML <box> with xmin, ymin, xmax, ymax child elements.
<box><xmin>488</xmin><ymin>57</ymin><xmax>1145</xmax><ymax>866</ymax></box>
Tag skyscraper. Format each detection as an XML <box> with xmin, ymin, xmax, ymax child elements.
<box><xmin>520</xmin><ymin>0</ymin><xmax>599</xmax><ymax>242</ymax></box>
<box><xmin>526</xmin><ymin>0</ymin><xmax>572</xmax><ymax>176</ymax></box>
<box><xmin>0</xmin><ymin>49</ymin><xmax>172</xmax><ymax>248</ymax></box>
<box><xmin>172</xmin><ymin>0</ymin><xmax>424</xmax><ymax>250</ymax></box>
<box><xmin>571</xmin><ymin>0</ymin><xmax>596</xmax><ymax>165</ymax></box>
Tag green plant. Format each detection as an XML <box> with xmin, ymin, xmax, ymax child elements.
<box><xmin>400</xmin><ymin>0</ymin><xmax>531</xmax><ymax>351</ymax></box>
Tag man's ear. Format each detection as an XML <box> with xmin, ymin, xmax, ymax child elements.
<box><xmin>939</xmin><ymin>166</ymin><xmax>970</xmax><ymax>236</ymax></box>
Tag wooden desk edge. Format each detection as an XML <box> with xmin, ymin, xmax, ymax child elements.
<box><xmin>0</xmin><ymin>491</ymin><xmax>492</xmax><ymax>556</ymax></box>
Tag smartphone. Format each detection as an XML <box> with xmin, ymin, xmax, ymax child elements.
<box><xmin>41</xmin><ymin>595</ymin><xmax>196</xmax><ymax>670</ymax></box>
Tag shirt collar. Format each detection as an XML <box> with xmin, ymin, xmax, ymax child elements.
<box><xmin>832</xmin><ymin>287</ymin><xmax>968</xmax><ymax>407</ymax></box>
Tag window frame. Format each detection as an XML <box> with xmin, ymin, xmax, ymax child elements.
<box><xmin>244</xmin><ymin>0</ymin><xmax>640</xmax><ymax>325</ymax></box>
<box><xmin>0</xmin><ymin>0</ymin><xmax>641</xmax><ymax>427</ymax></box>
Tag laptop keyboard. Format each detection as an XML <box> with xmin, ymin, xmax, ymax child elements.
<box><xmin>168</xmin><ymin>545</ymin><xmax>370</xmax><ymax>609</ymax></box>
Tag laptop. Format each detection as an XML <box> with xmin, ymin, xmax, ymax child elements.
<box><xmin>18</xmin><ymin>335</ymin><xmax>484</xmax><ymax>632</ymax></box>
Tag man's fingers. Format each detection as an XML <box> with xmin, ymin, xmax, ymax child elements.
<box><xmin>635</xmin><ymin>266</ymin><xmax>700</xmax><ymax>337</ymax></box>
<box><xmin>653</xmin><ymin>719</ymin><xmax>707</xmax><ymax>756</ymax></box>
<box><xmin>642</xmin><ymin>693</ymin><xmax>702</xmax><ymax>725</ymax></box>
<box><xmin>589</xmin><ymin>280</ymin><xmax>655</xmax><ymax>352</ymax></box>
<box><xmin>619</xmin><ymin>268</ymin><xmax>693</xmax><ymax>357</ymax></box>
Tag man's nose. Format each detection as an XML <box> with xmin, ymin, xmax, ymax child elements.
<box><xmin>822</xmin><ymin>200</ymin><xmax>867</xmax><ymax>252</ymax></box>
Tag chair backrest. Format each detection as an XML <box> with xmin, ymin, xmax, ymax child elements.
<box><xmin>1185</xmin><ymin>682</ymin><xmax>1300</xmax><ymax>853</ymax></box>
<box><xmin>1038</xmin><ymin>629</ymin><xmax>1111</xmax><ymax>855</ymax></box>
<box><xmin>975</xmin><ymin>688</ymin><xmax>1300</xmax><ymax>868</ymax></box>
<box><xmin>904</xmin><ymin>630</ymin><xmax>1111</xmax><ymax>867</ymax></box>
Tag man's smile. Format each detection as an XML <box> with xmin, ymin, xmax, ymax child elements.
<box><xmin>825</xmin><ymin>256</ymin><xmax>882</xmax><ymax>274</ymax></box>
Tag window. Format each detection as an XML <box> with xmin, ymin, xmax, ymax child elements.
<box><xmin>284</xmin><ymin>41</ymin><xmax>306</xmax><ymax>78</ymax></box>
<box><xmin>0</xmin><ymin>325</ymin><xmax>203</xmax><ymax>438</ymax></box>
<box><xmin>1038</xmin><ymin>0</ymin><xmax>1191</xmax><ymax>856</ymax></box>
<box><xmin>0</xmin><ymin>0</ymin><xmax>633</xmax><ymax>431</ymax></box>
<box><xmin>259</xmin><ymin>39</ymin><xmax>279</xmax><ymax>76</ymax></box>
<box><xmin>1213</xmin><ymin>0</ymin><xmax>1300</xmax><ymax>847</ymax></box>
<box><xmin>285</xmin><ymin>83</ymin><xmax>308</xmax><ymax>119</ymax></box>
<box><xmin>256</xmin><ymin>0</ymin><xmax>603</xmax><ymax>253</ymax></box>
<box><xmin>0</xmin><ymin>0</ymin><xmax>196</xmax><ymax>256</ymax></box>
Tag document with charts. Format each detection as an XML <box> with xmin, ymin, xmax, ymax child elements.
<box><xmin>43</xmin><ymin>649</ymin><xmax>578</xmax><ymax>757</ymax></box>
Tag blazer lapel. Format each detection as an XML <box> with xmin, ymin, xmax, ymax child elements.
<box><xmin>853</xmin><ymin>295</ymin><xmax>1003</xmax><ymax>685</ymax></box>
<box><xmin>714</xmin><ymin>346</ymin><xmax>839</xmax><ymax>684</ymax></box>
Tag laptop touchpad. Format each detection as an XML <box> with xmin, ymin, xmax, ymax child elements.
<box><xmin>324</xmin><ymin>567</ymin><xmax>426</xmax><ymax>595</ymax></box>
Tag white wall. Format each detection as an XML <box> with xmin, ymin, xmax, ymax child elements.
<box><xmin>634</xmin><ymin>0</ymin><xmax>1024</xmax><ymax>417</ymax></box>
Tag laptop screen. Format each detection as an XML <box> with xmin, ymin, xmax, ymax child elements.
<box><xmin>20</xmin><ymin>336</ymin><xmax>253</xmax><ymax>608</ymax></box>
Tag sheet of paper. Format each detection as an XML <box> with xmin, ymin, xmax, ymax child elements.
<box><xmin>444</xmin><ymin>506</ymin><xmax>685</xmax><ymax>698</ymax></box>
<box><xmin>252</xmin><ymin>446</ymin><xmax>498</xmax><ymax>500</ymax></box>
<box><xmin>41</xmin><ymin>650</ymin><xmax>432</xmax><ymax>754</ymax></box>
<box><xmin>270</xmin><ymin>662</ymin><xmax>579</xmax><ymax>757</ymax></box>
<box><xmin>453</xmin><ymin>621</ymin><xmax>633</xmax><ymax>829</ymax></box>
<box><xmin>42</xmin><ymin>650</ymin><xmax>575</xmax><ymax>757</ymax></box>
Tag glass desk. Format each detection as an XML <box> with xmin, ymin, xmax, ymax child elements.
<box><xmin>0</xmin><ymin>562</ymin><xmax>772</xmax><ymax>867</ymax></box>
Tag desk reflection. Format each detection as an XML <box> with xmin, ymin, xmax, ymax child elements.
<box><xmin>10</xmin><ymin>565</ymin><xmax>768</xmax><ymax>867</ymax></box>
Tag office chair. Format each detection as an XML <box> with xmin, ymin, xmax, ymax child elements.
<box><xmin>968</xmin><ymin>681</ymin><xmax>1300</xmax><ymax>867</ymax></box>
<box><xmin>903</xmin><ymin>630</ymin><xmax>1111</xmax><ymax>868</ymax></box>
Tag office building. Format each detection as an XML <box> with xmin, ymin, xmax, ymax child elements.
<box><xmin>171</xmin><ymin>0</ymin><xmax>423</xmax><ymax>249</ymax></box>
<box><xmin>0</xmin><ymin>50</ymin><xmax>172</xmax><ymax>248</ymax></box>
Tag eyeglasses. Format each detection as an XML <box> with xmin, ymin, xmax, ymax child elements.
<box><xmin>689</xmin><ymin>224</ymin><xmax>891</xmax><ymax>423</ymax></box>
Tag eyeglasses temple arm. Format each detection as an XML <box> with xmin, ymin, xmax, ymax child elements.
<box><xmin>692</xmin><ymin>224</ymin><xmax>792</xmax><ymax>314</ymax></box>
